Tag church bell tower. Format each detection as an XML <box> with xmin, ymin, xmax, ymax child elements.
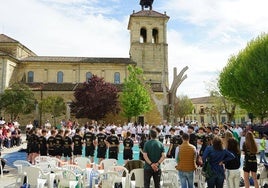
<box><xmin>128</xmin><ymin>1</ymin><xmax>169</xmax><ymax>88</ymax></box>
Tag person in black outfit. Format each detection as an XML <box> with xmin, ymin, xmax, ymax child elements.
<box><xmin>47</xmin><ymin>129</ymin><xmax>56</xmax><ymax>157</ymax></box>
<box><xmin>188</xmin><ymin>125</ymin><xmax>197</xmax><ymax>148</ymax></box>
<box><xmin>0</xmin><ymin>152</ymin><xmax>9</xmax><ymax>174</ymax></box>
<box><xmin>83</xmin><ymin>125</ymin><xmax>96</xmax><ymax>163</ymax></box>
<box><xmin>63</xmin><ymin>129</ymin><xmax>73</xmax><ymax>163</ymax></box>
<box><xmin>54</xmin><ymin>129</ymin><xmax>64</xmax><ymax>159</ymax></box>
<box><xmin>72</xmin><ymin>128</ymin><xmax>83</xmax><ymax>158</ymax></box>
<box><xmin>29</xmin><ymin>129</ymin><xmax>39</xmax><ymax>164</ymax></box>
<box><xmin>167</xmin><ymin>129</ymin><xmax>182</xmax><ymax>158</ymax></box>
<box><xmin>106</xmin><ymin>129</ymin><xmax>120</xmax><ymax>160</ymax></box>
<box><xmin>139</xmin><ymin>134</ymin><xmax>147</xmax><ymax>161</ymax></box>
<box><xmin>38</xmin><ymin>129</ymin><xmax>47</xmax><ymax>156</ymax></box>
<box><xmin>96</xmin><ymin>126</ymin><xmax>107</xmax><ymax>164</ymax></box>
<box><xmin>225</xmin><ymin>137</ymin><xmax>241</xmax><ymax>188</ymax></box>
<box><xmin>123</xmin><ymin>131</ymin><xmax>134</xmax><ymax>164</ymax></box>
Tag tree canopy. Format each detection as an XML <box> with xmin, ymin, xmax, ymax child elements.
<box><xmin>39</xmin><ymin>96</ymin><xmax>66</xmax><ymax>126</ymax></box>
<box><xmin>218</xmin><ymin>33</ymin><xmax>268</xmax><ymax>122</ymax></box>
<box><xmin>120</xmin><ymin>65</ymin><xmax>152</xmax><ymax>121</ymax></box>
<box><xmin>71</xmin><ymin>75</ymin><xmax>119</xmax><ymax>120</ymax></box>
<box><xmin>174</xmin><ymin>95</ymin><xmax>193</xmax><ymax>122</ymax></box>
<box><xmin>0</xmin><ymin>83</ymin><xmax>36</xmax><ymax>120</ymax></box>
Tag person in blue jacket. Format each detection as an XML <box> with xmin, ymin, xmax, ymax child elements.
<box><xmin>202</xmin><ymin>136</ymin><xmax>235</xmax><ymax>188</ymax></box>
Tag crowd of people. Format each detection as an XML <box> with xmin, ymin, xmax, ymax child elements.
<box><xmin>0</xmin><ymin>118</ymin><xmax>22</xmax><ymax>150</ymax></box>
<box><xmin>2</xmin><ymin>118</ymin><xmax>266</xmax><ymax>187</ymax></box>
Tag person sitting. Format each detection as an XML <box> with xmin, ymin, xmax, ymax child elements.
<box><xmin>0</xmin><ymin>152</ymin><xmax>9</xmax><ymax>174</ymax></box>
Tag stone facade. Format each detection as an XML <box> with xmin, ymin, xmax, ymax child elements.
<box><xmin>0</xmin><ymin>8</ymin><xmax>170</xmax><ymax>126</ymax></box>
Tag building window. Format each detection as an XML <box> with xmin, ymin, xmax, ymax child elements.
<box><xmin>57</xmin><ymin>71</ymin><xmax>63</xmax><ymax>83</ymax></box>
<box><xmin>200</xmin><ymin>106</ymin><xmax>205</xmax><ymax>114</ymax></box>
<box><xmin>86</xmin><ymin>72</ymin><xmax>92</xmax><ymax>82</ymax></box>
<box><xmin>114</xmin><ymin>72</ymin><xmax>120</xmax><ymax>84</ymax></box>
<box><xmin>140</xmin><ymin>28</ymin><xmax>147</xmax><ymax>43</ymax></box>
<box><xmin>152</xmin><ymin>28</ymin><xmax>159</xmax><ymax>43</ymax></box>
<box><xmin>27</xmin><ymin>71</ymin><xmax>34</xmax><ymax>83</ymax></box>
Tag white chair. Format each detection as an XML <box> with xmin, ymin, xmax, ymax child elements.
<box><xmin>195</xmin><ymin>166</ymin><xmax>206</xmax><ymax>188</ymax></box>
<box><xmin>62</xmin><ymin>164</ymin><xmax>85</xmax><ymax>187</ymax></box>
<box><xmin>98</xmin><ymin>171</ymin><xmax>119</xmax><ymax>188</ymax></box>
<box><xmin>35</xmin><ymin>156</ymin><xmax>51</xmax><ymax>165</ymax></box>
<box><xmin>23</xmin><ymin>166</ymin><xmax>47</xmax><ymax>188</ymax></box>
<box><xmin>129</xmin><ymin>168</ymin><xmax>144</xmax><ymax>188</ymax></box>
<box><xmin>74</xmin><ymin>156</ymin><xmax>91</xmax><ymax>170</ymax></box>
<box><xmin>162</xmin><ymin>158</ymin><xmax>177</xmax><ymax>170</ymax></box>
<box><xmin>58</xmin><ymin>169</ymin><xmax>79</xmax><ymax>188</ymax></box>
<box><xmin>13</xmin><ymin>160</ymin><xmax>32</xmax><ymax>185</ymax></box>
<box><xmin>99</xmin><ymin>159</ymin><xmax>117</xmax><ymax>172</ymax></box>
<box><xmin>108</xmin><ymin>165</ymin><xmax>129</xmax><ymax>188</ymax></box>
<box><xmin>161</xmin><ymin>169</ymin><xmax>179</xmax><ymax>188</ymax></box>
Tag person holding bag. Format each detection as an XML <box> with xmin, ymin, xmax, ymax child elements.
<box><xmin>202</xmin><ymin>136</ymin><xmax>234</xmax><ymax>188</ymax></box>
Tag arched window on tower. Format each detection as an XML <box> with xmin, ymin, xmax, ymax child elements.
<box><xmin>114</xmin><ymin>72</ymin><xmax>120</xmax><ymax>84</ymax></box>
<box><xmin>86</xmin><ymin>72</ymin><xmax>92</xmax><ymax>82</ymax></box>
<box><xmin>152</xmin><ymin>28</ymin><xmax>159</xmax><ymax>43</ymax></box>
<box><xmin>27</xmin><ymin>71</ymin><xmax>34</xmax><ymax>83</ymax></box>
<box><xmin>140</xmin><ymin>28</ymin><xmax>147</xmax><ymax>43</ymax></box>
<box><xmin>57</xmin><ymin>71</ymin><xmax>63</xmax><ymax>83</ymax></box>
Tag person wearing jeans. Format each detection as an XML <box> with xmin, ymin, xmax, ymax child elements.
<box><xmin>202</xmin><ymin>136</ymin><xmax>235</xmax><ymax>188</ymax></box>
<box><xmin>259</xmin><ymin>135</ymin><xmax>267</xmax><ymax>164</ymax></box>
<box><xmin>176</xmin><ymin>133</ymin><xmax>197</xmax><ymax>188</ymax></box>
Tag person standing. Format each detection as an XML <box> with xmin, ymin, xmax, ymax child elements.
<box><xmin>96</xmin><ymin>126</ymin><xmax>107</xmax><ymax>164</ymax></box>
<box><xmin>54</xmin><ymin>129</ymin><xmax>64</xmax><ymax>159</ymax></box>
<box><xmin>176</xmin><ymin>133</ymin><xmax>197</xmax><ymax>188</ymax></box>
<box><xmin>47</xmin><ymin>129</ymin><xmax>56</xmax><ymax>157</ymax></box>
<box><xmin>83</xmin><ymin>125</ymin><xmax>97</xmax><ymax>163</ymax></box>
<box><xmin>202</xmin><ymin>136</ymin><xmax>235</xmax><ymax>188</ymax></box>
<box><xmin>106</xmin><ymin>129</ymin><xmax>120</xmax><ymax>160</ymax></box>
<box><xmin>63</xmin><ymin>129</ymin><xmax>73</xmax><ymax>163</ymax></box>
<box><xmin>243</xmin><ymin>131</ymin><xmax>259</xmax><ymax>188</ymax></box>
<box><xmin>72</xmin><ymin>128</ymin><xmax>83</xmax><ymax>159</ymax></box>
<box><xmin>259</xmin><ymin>134</ymin><xmax>267</xmax><ymax>164</ymax></box>
<box><xmin>143</xmin><ymin>129</ymin><xmax>165</xmax><ymax>188</ymax></box>
<box><xmin>139</xmin><ymin>134</ymin><xmax>147</xmax><ymax>161</ymax></box>
<box><xmin>38</xmin><ymin>129</ymin><xmax>47</xmax><ymax>156</ymax></box>
<box><xmin>225</xmin><ymin>137</ymin><xmax>241</xmax><ymax>188</ymax></box>
<box><xmin>123</xmin><ymin>131</ymin><xmax>134</xmax><ymax>164</ymax></box>
<box><xmin>167</xmin><ymin>128</ymin><xmax>182</xmax><ymax>158</ymax></box>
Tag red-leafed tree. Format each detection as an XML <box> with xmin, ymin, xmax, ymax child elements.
<box><xmin>70</xmin><ymin>75</ymin><xmax>119</xmax><ymax>120</ymax></box>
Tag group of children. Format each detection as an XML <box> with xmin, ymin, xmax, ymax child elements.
<box><xmin>26</xmin><ymin>125</ymin><xmax>136</xmax><ymax>165</ymax></box>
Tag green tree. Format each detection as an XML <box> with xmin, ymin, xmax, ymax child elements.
<box><xmin>71</xmin><ymin>75</ymin><xmax>119</xmax><ymax>120</ymax></box>
<box><xmin>0</xmin><ymin>83</ymin><xmax>36</xmax><ymax>120</ymax></box>
<box><xmin>174</xmin><ymin>95</ymin><xmax>193</xmax><ymax>122</ymax></box>
<box><xmin>218</xmin><ymin>33</ymin><xmax>268</xmax><ymax>122</ymax></box>
<box><xmin>120</xmin><ymin>65</ymin><xmax>152</xmax><ymax>121</ymax></box>
<box><xmin>39</xmin><ymin>96</ymin><xmax>66</xmax><ymax>126</ymax></box>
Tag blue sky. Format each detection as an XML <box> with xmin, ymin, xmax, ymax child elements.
<box><xmin>1</xmin><ymin>0</ymin><xmax>268</xmax><ymax>98</ymax></box>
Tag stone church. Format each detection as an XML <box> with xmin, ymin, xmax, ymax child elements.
<box><xmin>0</xmin><ymin>5</ymin><xmax>170</xmax><ymax>126</ymax></box>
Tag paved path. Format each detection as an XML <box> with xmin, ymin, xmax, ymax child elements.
<box><xmin>1</xmin><ymin>135</ymin><xmax>27</xmax><ymax>188</ymax></box>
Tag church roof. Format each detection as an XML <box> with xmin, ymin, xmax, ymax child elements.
<box><xmin>26</xmin><ymin>82</ymin><xmax>163</xmax><ymax>92</ymax></box>
<box><xmin>0</xmin><ymin>34</ymin><xmax>18</xmax><ymax>43</ymax></box>
<box><xmin>130</xmin><ymin>10</ymin><xmax>169</xmax><ymax>18</ymax></box>
<box><xmin>21</xmin><ymin>56</ymin><xmax>135</xmax><ymax>64</ymax></box>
